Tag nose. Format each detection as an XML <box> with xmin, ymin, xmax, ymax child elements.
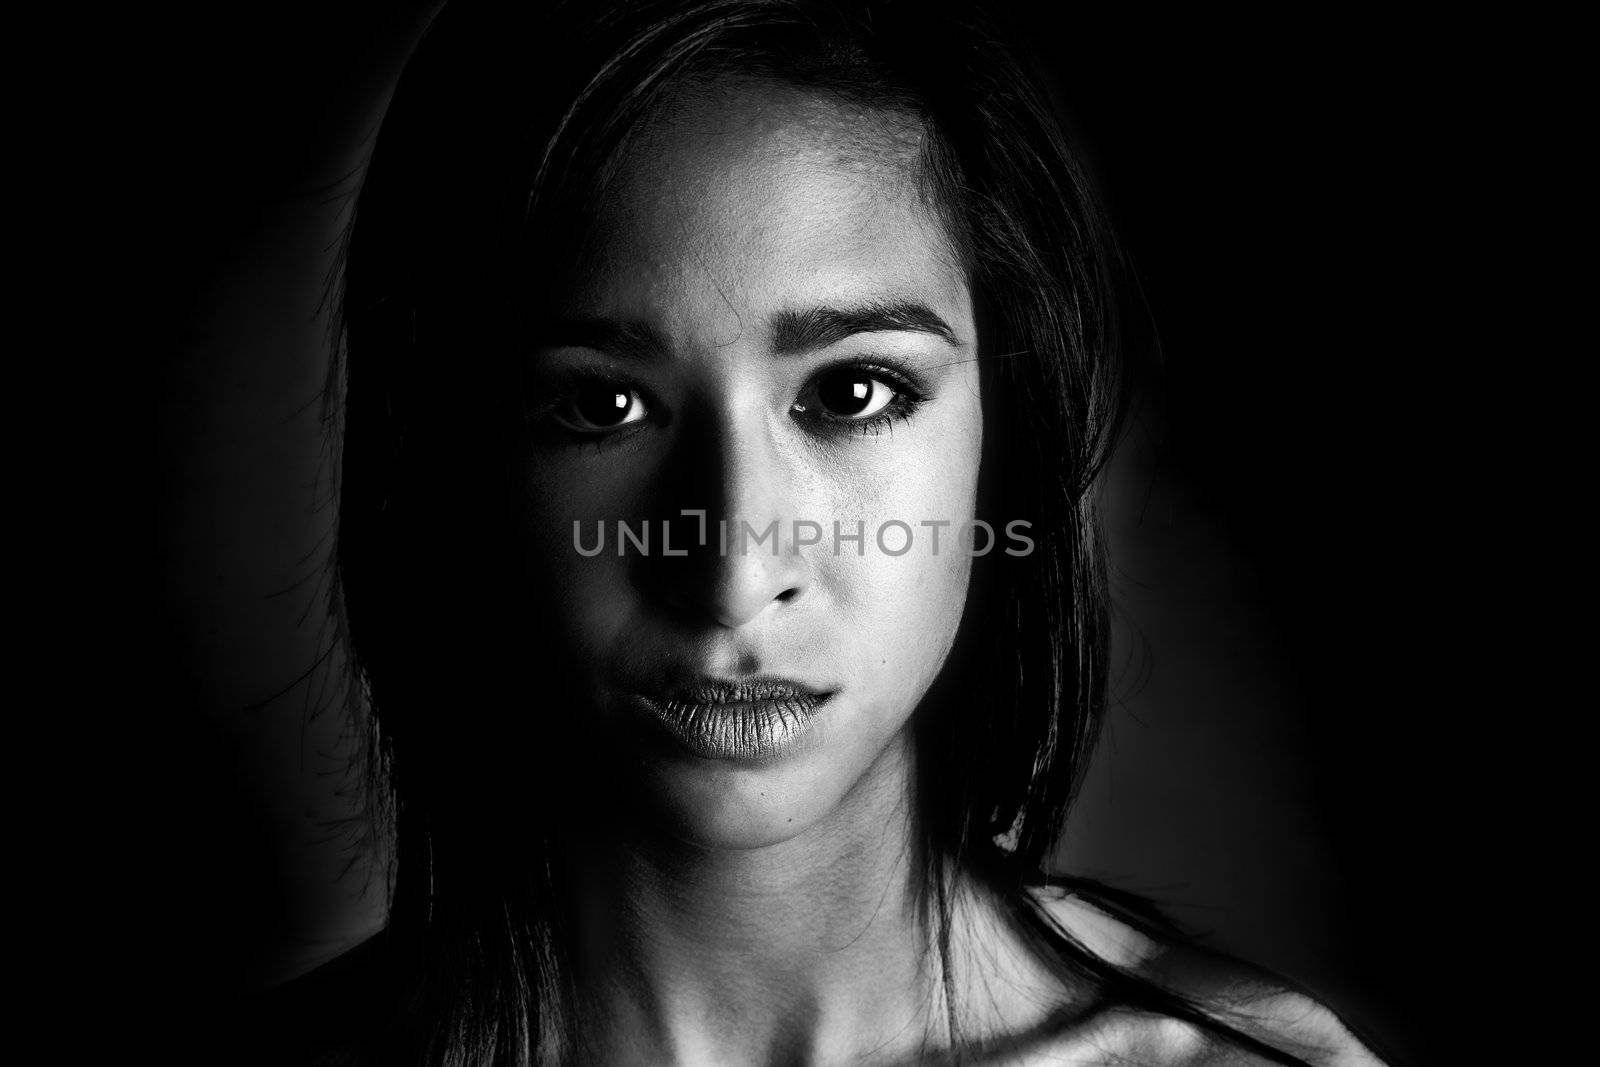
<box><xmin>699</xmin><ymin>527</ymin><xmax>808</xmax><ymax>628</ymax></box>
<box><xmin>637</xmin><ymin>406</ymin><xmax>814</xmax><ymax>629</ymax></box>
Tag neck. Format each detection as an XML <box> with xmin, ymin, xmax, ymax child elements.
<box><xmin>564</xmin><ymin>732</ymin><xmax>947</xmax><ymax>1066</ymax></box>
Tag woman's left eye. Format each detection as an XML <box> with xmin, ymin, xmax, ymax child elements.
<box><xmin>794</xmin><ymin>365</ymin><xmax>926</xmax><ymax>432</ymax></box>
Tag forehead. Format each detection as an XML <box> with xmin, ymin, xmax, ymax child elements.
<box><xmin>561</xmin><ymin>79</ymin><xmax>969</xmax><ymax>329</ymax></box>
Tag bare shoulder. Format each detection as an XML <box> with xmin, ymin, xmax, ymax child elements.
<box><xmin>1002</xmin><ymin>887</ymin><xmax>1386</xmax><ymax>1067</ymax></box>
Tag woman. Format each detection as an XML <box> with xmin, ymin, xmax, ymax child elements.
<box><xmin>251</xmin><ymin>1</ymin><xmax>1387</xmax><ymax>1062</ymax></box>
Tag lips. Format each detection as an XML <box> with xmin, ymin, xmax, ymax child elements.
<box><xmin>628</xmin><ymin>675</ymin><xmax>833</xmax><ymax>761</ymax></box>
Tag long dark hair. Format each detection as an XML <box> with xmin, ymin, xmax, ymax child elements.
<box><xmin>331</xmin><ymin>1</ymin><xmax>1307</xmax><ymax>1063</ymax></box>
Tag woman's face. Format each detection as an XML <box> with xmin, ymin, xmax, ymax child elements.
<box><xmin>517</xmin><ymin>81</ymin><xmax>982</xmax><ymax>849</ymax></box>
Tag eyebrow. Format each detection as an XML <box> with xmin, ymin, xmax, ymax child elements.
<box><xmin>536</xmin><ymin>318</ymin><xmax>669</xmax><ymax>362</ymax></box>
<box><xmin>536</xmin><ymin>298</ymin><xmax>962</xmax><ymax>361</ymax></box>
<box><xmin>769</xmin><ymin>299</ymin><xmax>962</xmax><ymax>355</ymax></box>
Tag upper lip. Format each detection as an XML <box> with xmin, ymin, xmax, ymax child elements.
<box><xmin>643</xmin><ymin>675</ymin><xmax>830</xmax><ymax>706</ymax></box>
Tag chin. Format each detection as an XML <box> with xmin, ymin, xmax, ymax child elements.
<box><xmin>628</xmin><ymin>740</ymin><xmax>843</xmax><ymax>850</ymax></box>
<box><xmin>626</xmin><ymin>711</ymin><xmax>917</xmax><ymax>852</ymax></box>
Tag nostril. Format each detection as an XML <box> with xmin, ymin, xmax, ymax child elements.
<box><xmin>775</xmin><ymin>588</ymin><xmax>798</xmax><ymax>603</ymax></box>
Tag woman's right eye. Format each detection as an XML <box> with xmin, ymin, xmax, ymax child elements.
<box><xmin>545</xmin><ymin>381</ymin><xmax>651</xmax><ymax>434</ymax></box>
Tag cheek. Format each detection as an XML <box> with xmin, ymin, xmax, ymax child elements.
<box><xmin>817</xmin><ymin>395</ymin><xmax>983</xmax><ymax>715</ymax></box>
<box><xmin>835</xmin><ymin>543</ymin><xmax>972</xmax><ymax>722</ymax></box>
<box><xmin>516</xmin><ymin>459</ymin><xmax>643</xmax><ymax>656</ymax></box>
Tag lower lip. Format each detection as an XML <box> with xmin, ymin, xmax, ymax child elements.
<box><xmin>629</xmin><ymin>692</ymin><xmax>832</xmax><ymax>761</ymax></box>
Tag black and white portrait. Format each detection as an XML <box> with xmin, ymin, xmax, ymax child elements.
<box><xmin>150</xmin><ymin>3</ymin><xmax>1450</xmax><ymax>1063</ymax></box>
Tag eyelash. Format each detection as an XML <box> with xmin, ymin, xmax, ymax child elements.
<box><xmin>523</xmin><ymin>368</ymin><xmax>653</xmax><ymax>448</ymax></box>
<box><xmin>796</xmin><ymin>357</ymin><xmax>929</xmax><ymax>438</ymax></box>
<box><xmin>523</xmin><ymin>358</ymin><xmax>931</xmax><ymax>446</ymax></box>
